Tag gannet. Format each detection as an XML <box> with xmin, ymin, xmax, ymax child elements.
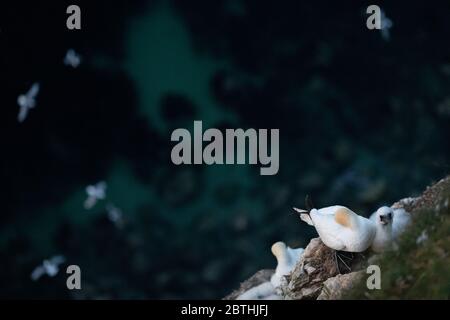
<box><xmin>270</xmin><ymin>241</ymin><xmax>304</xmax><ymax>288</ymax></box>
<box><xmin>369</xmin><ymin>206</ymin><xmax>394</xmax><ymax>253</ymax></box>
<box><xmin>380</xmin><ymin>10</ymin><xmax>393</xmax><ymax>41</ymax></box>
<box><xmin>370</xmin><ymin>206</ymin><xmax>411</xmax><ymax>252</ymax></box>
<box><xmin>64</xmin><ymin>49</ymin><xmax>82</xmax><ymax>68</ymax></box>
<box><xmin>84</xmin><ymin>181</ymin><xmax>107</xmax><ymax>209</ymax></box>
<box><xmin>236</xmin><ymin>241</ymin><xmax>303</xmax><ymax>300</ymax></box>
<box><xmin>17</xmin><ymin>82</ymin><xmax>40</xmax><ymax>123</ymax></box>
<box><xmin>294</xmin><ymin>205</ymin><xmax>376</xmax><ymax>253</ymax></box>
<box><xmin>106</xmin><ymin>203</ymin><xmax>124</xmax><ymax>228</ymax></box>
<box><xmin>30</xmin><ymin>255</ymin><xmax>66</xmax><ymax>281</ymax></box>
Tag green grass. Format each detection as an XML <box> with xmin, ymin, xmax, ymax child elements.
<box><xmin>349</xmin><ymin>178</ymin><xmax>450</xmax><ymax>299</ymax></box>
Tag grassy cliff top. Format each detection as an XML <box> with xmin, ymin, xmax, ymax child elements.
<box><xmin>350</xmin><ymin>177</ymin><xmax>450</xmax><ymax>299</ymax></box>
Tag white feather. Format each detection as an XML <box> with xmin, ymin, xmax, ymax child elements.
<box><xmin>301</xmin><ymin>205</ymin><xmax>377</xmax><ymax>252</ymax></box>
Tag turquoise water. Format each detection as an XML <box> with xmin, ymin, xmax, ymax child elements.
<box><xmin>124</xmin><ymin>1</ymin><xmax>236</xmax><ymax>134</ymax></box>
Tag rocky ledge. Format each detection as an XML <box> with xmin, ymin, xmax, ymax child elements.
<box><xmin>225</xmin><ymin>176</ymin><xmax>450</xmax><ymax>300</ymax></box>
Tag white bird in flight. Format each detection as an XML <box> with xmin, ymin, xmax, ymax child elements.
<box><xmin>64</xmin><ymin>49</ymin><xmax>82</xmax><ymax>68</ymax></box>
<box><xmin>84</xmin><ymin>181</ymin><xmax>107</xmax><ymax>209</ymax></box>
<box><xmin>17</xmin><ymin>82</ymin><xmax>40</xmax><ymax>123</ymax></box>
<box><xmin>106</xmin><ymin>203</ymin><xmax>124</xmax><ymax>228</ymax></box>
<box><xmin>30</xmin><ymin>255</ymin><xmax>66</xmax><ymax>281</ymax></box>
<box><xmin>380</xmin><ymin>10</ymin><xmax>393</xmax><ymax>41</ymax></box>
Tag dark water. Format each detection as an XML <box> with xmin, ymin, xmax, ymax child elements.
<box><xmin>1</xmin><ymin>0</ymin><xmax>450</xmax><ymax>298</ymax></box>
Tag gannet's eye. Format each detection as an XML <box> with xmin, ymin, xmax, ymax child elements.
<box><xmin>388</xmin><ymin>212</ymin><xmax>392</xmax><ymax>219</ymax></box>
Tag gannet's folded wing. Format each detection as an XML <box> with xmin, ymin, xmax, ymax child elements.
<box><xmin>317</xmin><ymin>205</ymin><xmax>346</xmax><ymax>215</ymax></box>
<box><xmin>312</xmin><ymin>206</ymin><xmax>355</xmax><ymax>229</ymax></box>
<box><xmin>310</xmin><ymin>211</ymin><xmax>348</xmax><ymax>250</ymax></box>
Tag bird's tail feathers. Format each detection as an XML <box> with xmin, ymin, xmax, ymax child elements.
<box><xmin>300</xmin><ymin>213</ymin><xmax>314</xmax><ymax>226</ymax></box>
<box><xmin>293</xmin><ymin>207</ymin><xmax>314</xmax><ymax>226</ymax></box>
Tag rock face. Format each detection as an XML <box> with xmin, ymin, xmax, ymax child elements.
<box><xmin>225</xmin><ymin>177</ymin><xmax>450</xmax><ymax>300</ymax></box>
<box><xmin>225</xmin><ymin>237</ymin><xmax>368</xmax><ymax>300</ymax></box>
<box><xmin>280</xmin><ymin>238</ymin><xmax>338</xmax><ymax>299</ymax></box>
<box><xmin>225</xmin><ymin>217</ymin><xmax>398</xmax><ymax>300</ymax></box>
<box><xmin>279</xmin><ymin>238</ymin><xmax>366</xmax><ymax>300</ymax></box>
<box><xmin>317</xmin><ymin>271</ymin><xmax>364</xmax><ymax>300</ymax></box>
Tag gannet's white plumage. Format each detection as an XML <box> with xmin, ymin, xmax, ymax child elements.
<box><xmin>30</xmin><ymin>255</ymin><xmax>65</xmax><ymax>281</ymax></box>
<box><xmin>294</xmin><ymin>205</ymin><xmax>376</xmax><ymax>252</ymax></box>
<box><xmin>17</xmin><ymin>82</ymin><xmax>40</xmax><ymax>123</ymax></box>
<box><xmin>236</xmin><ymin>281</ymin><xmax>277</xmax><ymax>300</ymax></box>
<box><xmin>370</xmin><ymin>206</ymin><xmax>411</xmax><ymax>252</ymax></box>
<box><xmin>84</xmin><ymin>181</ymin><xmax>107</xmax><ymax>209</ymax></box>
<box><xmin>236</xmin><ymin>241</ymin><xmax>303</xmax><ymax>300</ymax></box>
<box><xmin>391</xmin><ymin>208</ymin><xmax>412</xmax><ymax>239</ymax></box>
<box><xmin>370</xmin><ymin>206</ymin><xmax>394</xmax><ymax>252</ymax></box>
<box><xmin>270</xmin><ymin>241</ymin><xmax>304</xmax><ymax>288</ymax></box>
<box><xmin>64</xmin><ymin>49</ymin><xmax>82</xmax><ymax>68</ymax></box>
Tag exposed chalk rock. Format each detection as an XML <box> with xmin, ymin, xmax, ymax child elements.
<box><xmin>280</xmin><ymin>238</ymin><xmax>339</xmax><ymax>299</ymax></box>
<box><xmin>317</xmin><ymin>271</ymin><xmax>364</xmax><ymax>300</ymax></box>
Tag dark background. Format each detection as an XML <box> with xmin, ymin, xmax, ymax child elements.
<box><xmin>1</xmin><ymin>0</ymin><xmax>450</xmax><ymax>299</ymax></box>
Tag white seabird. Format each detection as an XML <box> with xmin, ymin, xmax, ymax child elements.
<box><xmin>106</xmin><ymin>203</ymin><xmax>124</xmax><ymax>228</ymax></box>
<box><xmin>380</xmin><ymin>10</ymin><xmax>393</xmax><ymax>41</ymax></box>
<box><xmin>236</xmin><ymin>241</ymin><xmax>303</xmax><ymax>300</ymax></box>
<box><xmin>17</xmin><ymin>82</ymin><xmax>40</xmax><ymax>123</ymax></box>
<box><xmin>30</xmin><ymin>255</ymin><xmax>66</xmax><ymax>281</ymax></box>
<box><xmin>369</xmin><ymin>206</ymin><xmax>395</xmax><ymax>253</ymax></box>
<box><xmin>294</xmin><ymin>205</ymin><xmax>376</xmax><ymax>253</ymax></box>
<box><xmin>84</xmin><ymin>181</ymin><xmax>107</xmax><ymax>209</ymax></box>
<box><xmin>270</xmin><ymin>241</ymin><xmax>304</xmax><ymax>288</ymax></box>
<box><xmin>64</xmin><ymin>49</ymin><xmax>82</xmax><ymax>68</ymax></box>
<box><xmin>370</xmin><ymin>206</ymin><xmax>411</xmax><ymax>251</ymax></box>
